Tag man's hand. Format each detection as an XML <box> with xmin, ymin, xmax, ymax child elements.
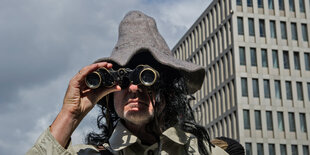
<box><xmin>50</xmin><ymin>62</ymin><xmax>121</xmax><ymax>147</ymax></box>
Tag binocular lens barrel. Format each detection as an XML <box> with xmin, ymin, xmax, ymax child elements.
<box><xmin>85</xmin><ymin>72</ymin><xmax>101</xmax><ymax>89</ymax></box>
<box><xmin>140</xmin><ymin>69</ymin><xmax>157</xmax><ymax>86</ymax></box>
<box><xmin>85</xmin><ymin>65</ymin><xmax>159</xmax><ymax>89</ymax></box>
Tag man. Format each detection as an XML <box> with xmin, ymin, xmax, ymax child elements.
<box><xmin>27</xmin><ymin>11</ymin><xmax>228</xmax><ymax>155</ymax></box>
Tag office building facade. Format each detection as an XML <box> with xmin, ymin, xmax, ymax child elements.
<box><xmin>172</xmin><ymin>0</ymin><xmax>310</xmax><ymax>154</ymax></box>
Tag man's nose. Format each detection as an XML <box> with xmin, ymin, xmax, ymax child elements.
<box><xmin>128</xmin><ymin>84</ymin><xmax>143</xmax><ymax>93</ymax></box>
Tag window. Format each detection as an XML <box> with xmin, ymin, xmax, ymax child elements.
<box><xmin>300</xmin><ymin>113</ymin><xmax>307</xmax><ymax>132</ymax></box>
<box><xmin>305</xmin><ymin>53</ymin><xmax>310</xmax><ymax>70</ymax></box>
<box><xmin>262</xmin><ymin>49</ymin><xmax>268</xmax><ymax>67</ymax></box>
<box><xmin>278</xmin><ymin>112</ymin><xmax>284</xmax><ymax>131</ymax></box>
<box><xmin>266</xmin><ymin>111</ymin><xmax>273</xmax><ymax>130</ymax></box>
<box><xmin>289</xmin><ymin>0</ymin><xmax>295</xmax><ymax>11</ymax></box>
<box><xmin>237</xmin><ymin>0</ymin><xmax>242</xmax><ymax>5</ymax></box>
<box><xmin>300</xmin><ymin>0</ymin><xmax>305</xmax><ymax>12</ymax></box>
<box><xmin>253</xmin><ymin>79</ymin><xmax>259</xmax><ymax>97</ymax></box>
<box><xmin>242</xmin><ymin>78</ymin><xmax>248</xmax><ymax>97</ymax></box>
<box><xmin>291</xmin><ymin>23</ymin><xmax>298</xmax><ymax>40</ymax></box>
<box><xmin>251</xmin><ymin>48</ymin><xmax>257</xmax><ymax>66</ymax></box>
<box><xmin>281</xmin><ymin>22</ymin><xmax>287</xmax><ymax>39</ymax></box>
<box><xmin>247</xmin><ymin>0</ymin><xmax>253</xmax><ymax>7</ymax></box>
<box><xmin>269</xmin><ymin>144</ymin><xmax>275</xmax><ymax>155</ymax></box>
<box><xmin>259</xmin><ymin>19</ymin><xmax>265</xmax><ymax>37</ymax></box>
<box><xmin>292</xmin><ymin>145</ymin><xmax>298</xmax><ymax>155</ymax></box>
<box><xmin>308</xmin><ymin>83</ymin><xmax>310</xmax><ymax>101</ymax></box>
<box><xmin>248</xmin><ymin>18</ymin><xmax>255</xmax><ymax>36</ymax></box>
<box><xmin>270</xmin><ymin>20</ymin><xmax>276</xmax><ymax>38</ymax></box>
<box><xmin>294</xmin><ymin>52</ymin><xmax>300</xmax><ymax>70</ymax></box>
<box><xmin>275</xmin><ymin>80</ymin><xmax>281</xmax><ymax>99</ymax></box>
<box><xmin>258</xmin><ymin>0</ymin><xmax>263</xmax><ymax>8</ymax></box>
<box><xmin>289</xmin><ymin>112</ymin><xmax>296</xmax><ymax>132</ymax></box>
<box><xmin>280</xmin><ymin>144</ymin><xmax>287</xmax><ymax>155</ymax></box>
<box><xmin>297</xmin><ymin>82</ymin><xmax>303</xmax><ymax>100</ymax></box>
<box><xmin>268</xmin><ymin>0</ymin><xmax>274</xmax><ymax>9</ymax></box>
<box><xmin>279</xmin><ymin>0</ymin><xmax>285</xmax><ymax>10</ymax></box>
<box><xmin>264</xmin><ymin>79</ymin><xmax>271</xmax><ymax>98</ymax></box>
<box><xmin>257</xmin><ymin>143</ymin><xmax>264</xmax><ymax>155</ymax></box>
<box><xmin>286</xmin><ymin>81</ymin><xmax>292</xmax><ymax>100</ymax></box>
<box><xmin>239</xmin><ymin>47</ymin><xmax>246</xmax><ymax>65</ymax></box>
<box><xmin>302</xmin><ymin>24</ymin><xmax>308</xmax><ymax>41</ymax></box>
<box><xmin>255</xmin><ymin>110</ymin><xmax>262</xmax><ymax>130</ymax></box>
<box><xmin>246</xmin><ymin>143</ymin><xmax>252</xmax><ymax>155</ymax></box>
<box><xmin>303</xmin><ymin>145</ymin><xmax>309</xmax><ymax>155</ymax></box>
<box><xmin>238</xmin><ymin>17</ymin><xmax>244</xmax><ymax>35</ymax></box>
<box><xmin>283</xmin><ymin>51</ymin><xmax>290</xmax><ymax>69</ymax></box>
<box><xmin>272</xmin><ymin>50</ymin><xmax>279</xmax><ymax>68</ymax></box>
<box><xmin>244</xmin><ymin>110</ymin><xmax>250</xmax><ymax>129</ymax></box>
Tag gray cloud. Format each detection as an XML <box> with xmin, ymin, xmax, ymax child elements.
<box><xmin>0</xmin><ymin>0</ymin><xmax>211</xmax><ymax>154</ymax></box>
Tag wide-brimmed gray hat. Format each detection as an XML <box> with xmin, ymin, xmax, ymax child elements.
<box><xmin>95</xmin><ymin>10</ymin><xmax>205</xmax><ymax>94</ymax></box>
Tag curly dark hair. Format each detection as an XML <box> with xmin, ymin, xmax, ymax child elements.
<box><xmin>85</xmin><ymin>51</ymin><xmax>213</xmax><ymax>154</ymax></box>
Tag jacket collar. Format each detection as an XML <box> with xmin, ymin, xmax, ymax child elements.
<box><xmin>109</xmin><ymin>121</ymin><xmax>191</xmax><ymax>151</ymax></box>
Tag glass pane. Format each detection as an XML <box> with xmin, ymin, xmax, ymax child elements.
<box><xmin>302</xmin><ymin>24</ymin><xmax>308</xmax><ymax>41</ymax></box>
<box><xmin>305</xmin><ymin>53</ymin><xmax>310</xmax><ymax>70</ymax></box>
<box><xmin>291</xmin><ymin>23</ymin><xmax>298</xmax><ymax>40</ymax></box>
<box><xmin>300</xmin><ymin>0</ymin><xmax>305</xmax><ymax>12</ymax></box>
<box><xmin>257</xmin><ymin>143</ymin><xmax>264</xmax><ymax>155</ymax></box>
<box><xmin>264</xmin><ymin>80</ymin><xmax>271</xmax><ymax>98</ymax></box>
<box><xmin>280</xmin><ymin>144</ymin><xmax>287</xmax><ymax>155</ymax></box>
<box><xmin>238</xmin><ymin>17</ymin><xmax>244</xmax><ymax>35</ymax></box>
<box><xmin>266</xmin><ymin>111</ymin><xmax>273</xmax><ymax>130</ymax></box>
<box><xmin>303</xmin><ymin>145</ymin><xmax>309</xmax><ymax>155</ymax></box>
<box><xmin>270</xmin><ymin>21</ymin><xmax>276</xmax><ymax>38</ymax></box>
<box><xmin>275</xmin><ymin>80</ymin><xmax>281</xmax><ymax>99</ymax></box>
<box><xmin>300</xmin><ymin>113</ymin><xmax>307</xmax><ymax>132</ymax></box>
<box><xmin>253</xmin><ymin>79</ymin><xmax>259</xmax><ymax>97</ymax></box>
<box><xmin>297</xmin><ymin>82</ymin><xmax>303</xmax><ymax>100</ymax></box>
<box><xmin>261</xmin><ymin>49</ymin><xmax>268</xmax><ymax>67</ymax></box>
<box><xmin>258</xmin><ymin>0</ymin><xmax>263</xmax><ymax>8</ymax></box>
<box><xmin>289</xmin><ymin>0</ymin><xmax>295</xmax><ymax>11</ymax></box>
<box><xmin>255</xmin><ymin>110</ymin><xmax>262</xmax><ymax>130</ymax></box>
<box><xmin>292</xmin><ymin>145</ymin><xmax>298</xmax><ymax>155</ymax></box>
<box><xmin>269</xmin><ymin>144</ymin><xmax>275</xmax><ymax>155</ymax></box>
<box><xmin>294</xmin><ymin>52</ymin><xmax>300</xmax><ymax>70</ymax></box>
<box><xmin>289</xmin><ymin>112</ymin><xmax>296</xmax><ymax>132</ymax></box>
<box><xmin>246</xmin><ymin>143</ymin><xmax>252</xmax><ymax>155</ymax></box>
<box><xmin>248</xmin><ymin>0</ymin><xmax>253</xmax><ymax>7</ymax></box>
<box><xmin>272</xmin><ymin>50</ymin><xmax>279</xmax><ymax>68</ymax></box>
<box><xmin>286</xmin><ymin>81</ymin><xmax>292</xmax><ymax>100</ymax></box>
<box><xmin>278</xmin><ymin>112</ymin><xmax>284</xmax><ymax>131</ymax></box>
<box><xmin>251</xmin><ymin>48</ymin><xmax>257</xmax><ymax>66</ymax></box>
<box><xmin>283</xmin><ymin>51</ymin><xmax>290</xmax><ymax>69</ymax></box>
<box><xmin>281</xmin><ymin>22</ymin><xmax>287</xmax><ymax>39</ymax></box>
<box><xmin>249</xmin><ymin>18</ymin><xmax>255</xmax><ymax>36</ymax></box>
<box><xmin>268</xmin><ymin>0</ymin><xmax>274</xmax><ymax>9</ymax></box>
<box><xmin>259</xmin><ymin>19</ymin><xmax>265</xmax><ymax>37</ymax></box>
<box><xmin>240</xmin><ymin>47</ymin><xmax>246</xmax><ymax>65</ymax></box>
<box><xmin>244</xmin><ymin>110</ymin><xmax>250</xmax><ymax>129</ymax></box>
<box><xmin>279</xmin><ymin>0</ymin><xmax>285</xmax><ymax>10</ymax></box>
<box><xmin>237</xmin><ymin>0</ymin><xmax>242</xmax><ymax>5</ymax></box>
<box><xmin>308</xmin><ymin>83</ymin><xmax>310</xmax><ymax>101</ymax></box>
<box><xmin>242</xmin><ymin>78</ymin><xmax>248</xmax><ymax>97</ymax></box>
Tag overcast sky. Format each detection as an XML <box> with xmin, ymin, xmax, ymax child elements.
<box><xmin>0</xmin><ymin>0</ymin><xmax>211</xmax><ymax>154</ymax></box>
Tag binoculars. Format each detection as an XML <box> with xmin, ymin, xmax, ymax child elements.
<box><xmin>85</xmin><ymin>65</ymin><xmax>160</xmax><ymax>89</ymax></box>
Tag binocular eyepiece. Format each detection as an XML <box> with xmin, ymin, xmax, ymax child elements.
<box><xmin>85</xmin><ymin>65</ymin><xmax>160</xmax><ymax>89</ymax></box>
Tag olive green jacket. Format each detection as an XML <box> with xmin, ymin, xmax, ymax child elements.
<box><xmin>27</xmin><ymin>122</ymin><xmax>228</xmax><ymax>155</ymax></box>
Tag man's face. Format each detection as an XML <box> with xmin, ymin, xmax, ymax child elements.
<box><xmin>113</xmin><ymin>84</ymin><xmax>154</xmax><ymax>125</ymax></box>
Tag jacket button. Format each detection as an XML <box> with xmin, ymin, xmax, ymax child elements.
<box><xmin>147</xmin><ymin>150</ymin><xmax>154</xmax><ymax>155</ymax></box>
